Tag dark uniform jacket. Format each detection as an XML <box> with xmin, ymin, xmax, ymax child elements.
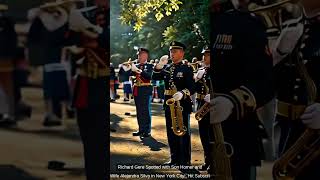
<box><xmin>211</xmin><ymin>9</ymin><xmax>274</xmax><ymax>165</ymax></box>
<box><xmin>152</xmin><ymin>61</ymin><xmax>195</xmax><ymax>113</ymax></box>
<box><xmin>274</xmin><ymin>15</ymin><xmax>320</xmax><ymax>152</ymax></box>
<box><xmin>0</xmin><ymin>16</ymin><xmax>17</xmax><ymax>59</ymax></box>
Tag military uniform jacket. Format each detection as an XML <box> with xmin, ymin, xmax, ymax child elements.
<box><xmin>195</xmin><ymin>66</ymin><xmax>210</xmax><ymax>108</ymax></box>
<box><xmin>211</xmin><ymin>9</ymin><xmax>274</xmax><ymax>165</ymax></box>
<box><xmin>0</xmin><ymin>16</ymin><xmax>17</xmax><ymax>59</ymax></box>
<box><xmin>275</xmin><ymin>16</ymin><xmax>320</xmax><ymax>106</ymax></box>
<box><xmin>152</xmin><ymin>61</ymin><xmax>195</xmax><ymax>113</ymax></box>
<box><xmin>130</xmin><ymin>63</ymin><xmax>153</xmax><ymax>96</ymax></box>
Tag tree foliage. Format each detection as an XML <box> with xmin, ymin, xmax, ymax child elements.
<box><xmin>111</xmin><ymin>0</ymin><xmax>209</xmax><ymax>65</ymax></box>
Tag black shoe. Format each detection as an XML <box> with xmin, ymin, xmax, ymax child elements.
<box><xmin>123</xmin><ymin>98</ymin><xmax>129</xmax><ymax>102</ymax></box>
<box><xmin>132</xmin><ymin>131</ymin><xmax>142</xmax><ymax>136</ymax></box>
<box><xmin>0</xmin><ymin>115</ymin><xmax>16</xmax><ymax>127</ymax></box>
<box><xmin>66</xmin><ymin>107</ymin><xmax>75</xmax><ymax>119</ymax></box>
<box><xmin>140</xmin><ymin>132</ymin><xmax>151</xmax><ymax>138</ymax></box>
<box><xmin>43</xmin><ymin>116</ymin><xmax>62</xmax><ymax>127</ymax></box>
<box><xmin>162</xmin><ymin>161</ymin><xmax>177</xmax><ymax>166</ymax></box>
<box><xmin>110</xmin><ymin>99</ymin><xmax>116</xmax><ymax>102</ymax></box>
<box><xmin>199</xmin><ymin>163</ymin><xmax>209</xmax><ymax>171</ymax></box>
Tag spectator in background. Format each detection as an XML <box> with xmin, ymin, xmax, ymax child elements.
<box><xmin>118</xmin><ymin>63</ymin><xmax>132</xmax><ymax>101</ymax></box>
<box><xmin>0</xmin><ymin>3</ymin><xmax>17</xmax><ymax>125</ymax></box>
<box><xmin>110</xmin><ymin>62</ymin><xmax>116</xmax><ymax>102</ymax></box>
<box><xmin>27</xmin><ymin>1</ymin><xmax>78</xmax><ymax>126</ymax></box>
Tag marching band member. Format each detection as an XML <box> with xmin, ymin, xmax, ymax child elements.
<box><xmin>152</xmin><ymin>41</ymin><xmax>195</xmax><ymax>166</ymax></box>
<box><xmin>194</xmin><ymin>46</ymin><xmax>211</xmax><ymax>171</ymax></box>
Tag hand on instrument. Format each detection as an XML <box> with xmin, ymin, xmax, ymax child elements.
<box><xmin>204</xmin><ymin>94</ymin><xmax>210</xmax><ymax>103</ymax></box>
<box><xmin>210</xmin><ymin>96</ymin><xmax>234</xmax><ymax>124</ymax></box>
<box><xmin>195</xmin><ymin>69</ymin><xmax>206</xmax><ymax>82</ymax></box>
<box><xmin>301</xmin><ymin>103</ymin><xmax>320</xmax><ymax>129</ymax></box>
<box><xmin>131</xmin><ymin>63</ymin><xmax>140</xmax><ymax>73</ymax></box>
<box><xmin>172</xmin><ymin>92</ymin><xmax>184</xmax><ymax>101</ymax></box>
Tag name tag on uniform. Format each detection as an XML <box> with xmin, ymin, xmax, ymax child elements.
<box><xmin>213</xmin><ymin>34</ymin><xmax>233</xmax><ymax>50</ymax></box>
<box><xmin>176</xmin><ymin>72</ymin><xmax>183</xmax><ymax>78</ymax></box>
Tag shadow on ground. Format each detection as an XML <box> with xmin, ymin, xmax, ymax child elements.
<box><xmin>0</xmin><ymin>165</ymin><xmax>43</xmax><ymax>180</ymax></box>
<box><xmin>140</xmin><ymin>136</ymin><xmax>167</xmax><ymax>151</ymax></box>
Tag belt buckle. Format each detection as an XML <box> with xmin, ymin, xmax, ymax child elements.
<box><xmin>293</xmin><ymin>105</ymin><xmax>304</xmax><ymax>120</ymax></box>
<box><xmin>290</xmin><ymin>105</ymin><xmax>299</xmax><ymax>120</ymax></box>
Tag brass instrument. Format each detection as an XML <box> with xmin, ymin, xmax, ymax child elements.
<box><xmin>190</xmin><ymin>62</ymin><xmax>200</xmax><ymax>72</ymax></box>
<box><xmin>195</xmin><ymin>102</ymin><xmax>210</xmax><ymax>121</ymax></box>
<box><xmin>272</xmin><ymin>42</ymin><xmax>320</xmax><ymax>179</ymax></box>
<box><xmin>166</xmin><ymin>85</ymin><xmax>187</xmax><ymax>136</ymax></box>
<box><xmin>249</xmin><ymin>0</ymin><xmax>299</xmax><ymax>32</ymax></box>
<box><xmin>121</xmin><ymin>58</ymin><xmax>132</xmax><ymax>66</ymax></box>
<box><xmin>210</xmin><ymin>78</ymin><xmax>233</xmax><ymax>180</ymax></box>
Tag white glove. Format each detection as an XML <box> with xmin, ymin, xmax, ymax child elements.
<box><xmin>301</xmin><ymin>103</ymin><xmax>320</xmax><ymax>129</ymax></box>
<box><xmin>122</xmin><ymin>64</ymin><xmax>131</xmax><ymax>72</ymax></box>
<box><xmin>156</xmin><ymin>55</ymin><xmax>168</xmax><ymax>69</ymax></box>
<box><xmin>131</xmin><ymin>63</ymin><xmax>140</xmax><ymax>72</ymax></box>
<box><xmin>69</xmin><ymin>9</ymin><xmax>95</xmax><ymax>32</ymax></box>
<box><xmin>27</xmin><ymin>8</ymin><xmax>40</xmax><ymax>21</ymax></box>
<box><xmin>273</xmin><ymin>18</ymin><xmax>303</xmax><ymax>65</ymax></box>
<box><xmin>195</xmin><ymin>69</ymin><xmax>206</xmax><ymax>82</ymax></box>
<box><xmin>210</xmin><ymin>96</ymin><xmax>234</xmax><ymax>124</ymax></box>
<box><xmin>172</xmin><ymin>92</ymin><xmax>183</xmax><ymax>101</ymax></box>
<box><xmin>204</xmin><ymin>94</ymin><xmax>210</xmax><ymax>103</ymax></box>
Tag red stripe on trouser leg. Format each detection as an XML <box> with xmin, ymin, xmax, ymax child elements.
<box><xmin>133</xmin><ymin>86</ymin><xmax>138</xmax><ymax>96</ymax></box>
<box><xmin>75</xmin><ymin>77</ymin><xmax>88</xmax><ymax>109</ymax></box>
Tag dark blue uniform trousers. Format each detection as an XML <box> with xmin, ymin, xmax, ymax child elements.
<box><xmin>165</xmin><ymin>107</ymin><xmax>191</xmax><ymax>164</ymax></box>
<box><xmin>134</xmin><ymin>87</ymin><xmax>152</xmax><ymax>134</ymax></box>
<box><xmin>197</xmin><ymin>100</ymin><xmax>212</xmax><ymax>165</ymax></box>
<box><xmin>76</xmin><ymin>77</ymin><xmax>108</xmax><ymax>180</ymax></box>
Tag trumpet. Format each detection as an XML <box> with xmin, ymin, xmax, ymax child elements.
<box><xmin>121</xmin><ymin>59</ymin><xmax>133</xmax><ymax>67</ymax></box>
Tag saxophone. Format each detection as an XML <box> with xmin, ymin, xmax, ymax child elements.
<box><xmin>272</xmin><ymin>41</ymin><xmax>320</xmax><ymax>179</ymax></box>
<box><xmin>166</xmin><ymin>85</ymin><xmax>187</xmax><ymax>136</ymax></box>
<box><xmin>195</xmin><ymin>102</ymin><xmax>210</xmax><ymax>121</ymax></box>
<box><xmin>195</xmin><ymin>71</ymin><xmax>210</xmax><ymax>121</ymax></box>
<box><xmin>210</xmin><ymin>78</ymin><xmax>233</xmax><ymax>180</ymax></box>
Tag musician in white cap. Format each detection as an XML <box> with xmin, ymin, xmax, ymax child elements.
<box><xmin>27</xmin><ymin>0</ymin><xmax>85</xmax><ymax>126</ymax></box>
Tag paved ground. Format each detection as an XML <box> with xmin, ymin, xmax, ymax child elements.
<box><xmin>110</xmin><ymin>93</ymin><xmax>274</xmax><ymax>180</ymax></box>
<box><xmin>0</xmin><ymin>87</ymin><xmax>86</xmax><ymax>180</ymax></box>
<box><xmin>0</xmin><ymin>87</ymin><xmax>275</xmax><ymax>180</ymax></box>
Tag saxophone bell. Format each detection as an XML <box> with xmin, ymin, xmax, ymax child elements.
<box><xmin>166</xmin><ymin>93</ymin><xmax>187</xmax><ymax>136</ymax></box>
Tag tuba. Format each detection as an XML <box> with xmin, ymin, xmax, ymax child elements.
<box><xmin>166</xmin><ymin>85</ymin><xmax>187</xmax><ymax>136</ymax></box>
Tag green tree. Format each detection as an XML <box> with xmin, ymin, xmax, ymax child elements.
<box><xmin>111</xmin><ymin>0</ymin><xmax>209</xmax><ymax>63</ymax></box>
